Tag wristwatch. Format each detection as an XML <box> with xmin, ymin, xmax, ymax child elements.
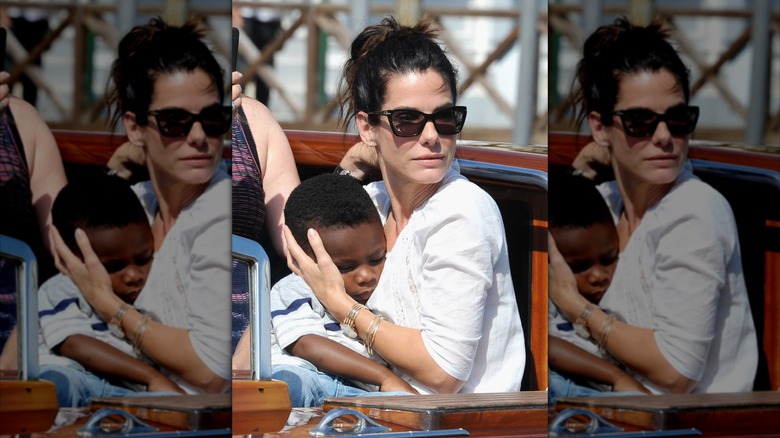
<box><xmin>108</xmin><ymin>303</ymin><xmax>131</xmax><ymax>339</ymax></box>
<box><xmin>340</xmin><ymin>303</ymin><xmax>365</xmax><ymax>339</ymax></box>
<box><xmin>573</xmin><ymin>303</ymin><xmax>596</xmax><ymax>339</ymax></box>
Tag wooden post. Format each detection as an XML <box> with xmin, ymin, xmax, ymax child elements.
<box><xmin>395</xmin><ymin>0</ymin><xmax>422</xmax><ymax>25</ymax></box>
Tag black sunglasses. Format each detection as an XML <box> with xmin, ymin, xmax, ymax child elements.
<box><xmin>141</xmin><ymin>105</ymin><xmax>232</xmax><ymax>138</ymax></box>
<box><xmin>368</xmin><ymin>106</ymin><xmax>467</xmax><ymax>137</ymax></box>
<box><xmin>601</xmin><ymin>105</ymin><xmax>699</xmax><ymax>138</ymax></box>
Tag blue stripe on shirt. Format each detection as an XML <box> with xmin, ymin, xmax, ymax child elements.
<box><xmin>38</xmin><ymin>297</ymin><xmax>79</xmax><ymax>318</ymax></box>
<box><xmin>323</xmin><ymin>322</ymin><xmax>340</xmax><ymax>331</ymax></box>
<box><xmin>92</xmin><ymin>322</ymin><xmax>108</xmax><ymax>332</ymax></box>
<box><xmin>271</xmin><ymin>297</ymin><xmax>312</xmax><ymax>318</ymax></box>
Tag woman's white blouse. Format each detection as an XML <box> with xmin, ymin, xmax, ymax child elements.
<box><xmin>365</xmin><ymin>163</ymin><xmax>526</xmax><ymax>394</ymax></box>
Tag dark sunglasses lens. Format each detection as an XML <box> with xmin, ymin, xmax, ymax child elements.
<box><xmin>156</xmin><ymin>110</ymin><xmax>193</xmax><ymax>137</ymax></box>
<box><xmin>433</xmin><ymin>108</ymin><xmax>465</xmax><ymax>135</ymax></box>
<box><xmin>200</xmin><ymin>106</ymin><xmax>232</xmax><ymax>136</ymax></box>
<box><xmin>665</xmin><ymin>107</ymin><xmax>698</xmax><ymax>136</ymax></box>
<box><xmin>390</xmin><ymin>110</ymin><xmax>426</xmax><ymax>137</ymax></box>
<box><xmin>621</xmin><ymin>110</ymin><xmax>658</xmax><ymax>137</ymax></box>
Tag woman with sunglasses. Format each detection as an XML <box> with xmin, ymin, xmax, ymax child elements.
<box><xmin>281</xmin><ymin>16</ymin><xmax>526</xmax><ymax>395</ymax></box>
<box><xmin>549</xmin><ymin>17</ymin><xmax>757</xmax><ymax>394</ymax></box>
<box><xmin>51</xmin><ymin>18</ymin><xmax>232</xmax><ymax>395</ymax></box>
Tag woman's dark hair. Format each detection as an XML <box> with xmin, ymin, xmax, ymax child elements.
<box><xmin>336</xmin><ymin>15</ymin><xmax>459</xmax><ymax>130</ymax></box>
<box><xmin>284</xmin><ymin>173</ymin><xmax>382</xmax><ymax>257</ymax></box>
<box><xmin>572</xmin><ymin>16</ymin><xmax>692</xmax><ymax>130</ymax></box>
<box><xmin>107</xmin><ymin>17</ymin><xmax>225</xmax><ymax>130</ymax></box>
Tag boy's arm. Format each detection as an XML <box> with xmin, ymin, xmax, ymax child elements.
<box><xmin>56</xmin><ymin>334</ymin><xmax>184</xmax><ymax>394</ymax></box>
<box><xmin>288</xmin><ymin>334</ymin><xmax>417</xmax><ymax>394</ymax></box>
<box><xmin>548</xmin><ymin>335</ymin><xmax>650</xmax><ymax>394</ymax></box>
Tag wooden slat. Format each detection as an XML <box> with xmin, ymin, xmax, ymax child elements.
<box><xmin>89</xmin><ymin>394</ymin><xmax>230</xmax><ymax>431</ymax></box>
<box><xmin>555</xmin><ymin>392</ymin><xmax>780</xmax><ymax>435</ymax></box>
<box><xmin>323</xmin><ymin>392</ymin><xmax>548</xmax><ymax>433</ymax></box>
<box><xmin>0</xmin><ymin>380</ymin><xmax>59</xmax><ymax>435</ymax></box>
<box><xmin>232</xmin><ymin>379</ymin><xmax>292</xmax><ymax>435</ymax></box>
<box><xmin>548</xmin><ymin>131</ymin><xmax>780</xmax><ymax>171</ymax></box>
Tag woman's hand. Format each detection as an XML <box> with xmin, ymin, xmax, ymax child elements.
<box><xmin>232</xmin><ymin>71</ymin><xmax>243</xmax><ymax>113</ymax></box>
<box><xmin>283</xmin><ymin>226</ymin><xmax>352</xmax><ymax>318</ymax></box>
<box><xmin>51</xmin><ymin>227</ymin><xmax>119</xmax><ymax>321</ymax></box>
<box><xmin>611</xmin><ymin>372</ymin><xmax>651</xmax><ymax>394</ymax></box>
<box><xmin>572</xmin><ymin>141</ymin><xmax>614</xmax><ymax>183</ymax></box>
<box><xmin>107</xmin><ymin>141</ymin><xmax>148</xmax><ymax>183</ymax></box>
<box><xmin>339</xmin><ymin>141</ymin><xmax>381</xmax><ymax>183</ymax></box>
<box><xmin>0</xmin><ymin>71</ymin><xmax>9</xmax><ymax>113</ymax></box>
<box><xmin>147</xmin><ymin>373</ymin><xmax>186</xmax><ymax>394</ymax></box>
<box><xmin>548</xmin><ymin>232</ymin><xmax>586</xmax><ymax>321</ymax></box>
<box><xmin>379</xmin><ymin>373</ymin><xmax>419</xmax><ymax>394</ymax></box>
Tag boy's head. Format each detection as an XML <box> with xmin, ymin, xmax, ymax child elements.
<box><xmin>549</xmin><ymin>168</ymin><xmax>618</xmax><ymax>304</ymax></box>
<box><xmin>285</xmin><ymin>174</ymin><xmax>385</xmax><ymax>305</ymax></box>
<box><xmin>52</xmin><ymin>174</ymin><xmax>153</xmax><ymax>304</ymax></box>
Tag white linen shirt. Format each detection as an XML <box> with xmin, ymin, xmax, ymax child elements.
<box><xmin>364</xmin><ymin>163</ymin><xmax>526</xmax><ymax>394</ymax></box>
<box><xmin>132</xmin><ymin>169</ymin><xmax>232</xmax><ymax>394</ymax></box>
<box><xmin>598</xmin><ymin>163</ymin><xmax>757</xmax><ymax>393</ymax></box>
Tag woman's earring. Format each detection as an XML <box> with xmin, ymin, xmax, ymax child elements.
<box><xmin>367</xmin><ymin>141</ymin><xmax>376</xmax><ymax>148</ymax></box>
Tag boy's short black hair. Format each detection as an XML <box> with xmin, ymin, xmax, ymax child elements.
<box><xmin>284</xmin><ymin>173</ymin><xmax>381</xmax><ymax>255</ymax></box>
<box><xmin>52</xmin><ymin>174</ymin><xmax>149</xmax><ymax>256</ymax></box>
<box><xmin>549</xmin><ymin>167</ymin><xmax>613</xmax><ymax>230</ymax></box>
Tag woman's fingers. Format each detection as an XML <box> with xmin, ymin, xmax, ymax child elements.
<box><xmin>50</xmin><ymin>227</ymin><xmax>69</xmax><ymax>275</ymax></box>
<box><xmin>74</xmin><ymin>228</ymin><xmax>103</xmax><ymax>273</ymax></box>
<box><xmin>282</xmin><ymin>225</ymin><xmax>304</xmax><ymax>275</ymax></box>
<box><xmin>231</xmin><ymin>71</ymin><xmax>243</xmax><ymax>111</ymax></box>
<box><xmin>306</xmin><ymin>228</ymin><xmax>333</xmax><ymax>267</ymax></box>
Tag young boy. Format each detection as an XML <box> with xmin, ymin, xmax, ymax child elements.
<box><xmin>37</xmin><ymin>174</ymin><xmax>182</xmax><ymax>407</ymax></box>
<box><xmin>548</xmin><ymin>169</ymin><xmax>648</xmax><ymax>404</ymax></box>
<box><xmin>270</xmin><ymin>173</ymin><xmax>416</xmax><ymax>407</ymax></box>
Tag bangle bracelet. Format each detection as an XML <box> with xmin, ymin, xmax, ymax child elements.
<box><xmin>340</xmin><ymin>303</ymin><xmax>365</xmax><ymax>339</ymax></box>
<box><xmin>365</xmin><ymin>315</ymin><xmax>384</xmax><ymax>356</ymax></box>
<box><xmin>574</xmin><ymin>303</ymin><xmax>597</xmax><ymax>338</ymax></box>
<box><xmin>132</xmin><ymin>314</ymin><xmax>151</xmax><ymax>355</ymax></box>
<box><xmin>108</xmin><ymin>303</ymin><xmax>132</xmax><ymax>338</ymax></box>
<box><xmin>598</xmin><ymin>315</ymin><xmax>617</xmax><ymax>355</ymax></box>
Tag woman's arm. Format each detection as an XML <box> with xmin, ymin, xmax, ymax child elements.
<box><xmin>548</xmin><ymin>336</ymin><xmax>649</xmax><ymax>394</ymax></box>
<box><xmin>289</xmin><ymin>334</ymin><xmax>417</xmax><ymax>394</ymax></box>
<box><xmin>57</xmin><ymin>334</ymin><xmax>184</xmax><ymax>393</ymax></box>
<box><xmin>10</xmin><ymin>97</ymin><xmax>67</xmax><ymax>255</ymax></box>
<box><xmin>548</xmin><ymin>233</ymin><xmax>696</xmax><ymax>393</ymax></box>
<box><xmin>284</xmin><ymin>227</ymin><xmax>465</xmax><ymax>394</ymax></box>
<box><xmin>239</xmin><ymin>92</ymin><xmax>300</xmax><ymax>259</ymax></box>
<box><xmin>51</xmin><ymin>227</ymin><xmax>230</xmax><ymax>393</ymax></box>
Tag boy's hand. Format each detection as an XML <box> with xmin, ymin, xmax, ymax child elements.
<box><xmin>379</xmin><ymin>373</ymin><xmax>418</xmax><ymax>395</ymax></box>
<box><xmin>147</xmin><ymin>373</ymin><xmax>186</xmax><ymax>394</ymax></box>
<box><xmin>611</xmin><ymin>372</ymin><xmax>650</xmax><ymax>394</ymax></box>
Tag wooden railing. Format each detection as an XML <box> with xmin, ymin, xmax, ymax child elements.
<box><xmin>548</xmin><ymin>4</ymin><xmax>780</xmax><ymax>144</ymax></box>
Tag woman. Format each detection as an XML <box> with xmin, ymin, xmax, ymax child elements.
<box><xmin>549</xmin><ymin>17</ymin><xmax>757</xmax><ymax>394</ymax></box>
<box><xmin>231</xmin><ymin>72</ymin><xmax>300</xmax><ymax>350</ymax></box>
<box><xmin>283</xmin><ymin>16</ymin><xmax>525</xmax><ymax>395</ymax></box>
<box><xmin>0</xmin><ymin>71</ymin><xmax>68</xmax><ymax>366</ymax></box>
<box><xmin>51</xmin><ymin>18</ymin><xmax>232</xmax><ymax>394</ymax></box>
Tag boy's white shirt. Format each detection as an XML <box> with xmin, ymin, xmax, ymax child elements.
<box><xmin>270</xmin><ymin>273</ymin><xmax>386</xmax><ymax>391</ymax></box>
